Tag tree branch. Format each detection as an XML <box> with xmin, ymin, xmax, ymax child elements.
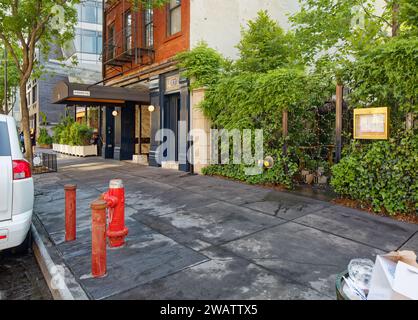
<box><xmin>359</xmin><ymin>2</ymin><xmax>392</xmax><ymax>28</ymax></box>
<box><xmin>11</xmin><ymin>0</ymin><xmax>27</xmax><ymax>50</ymax></box>
<box><xmin>0</xmin><ymin>32</ymin><xmax>23</xmax><ymax>75</ymax></box>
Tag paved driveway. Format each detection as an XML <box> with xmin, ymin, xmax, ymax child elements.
<box><xmin>33</xmin><ymin>157</ymin><xmax>418</xmax><ymax>300</ymax></box>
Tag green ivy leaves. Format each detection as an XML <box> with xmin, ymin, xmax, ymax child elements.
<box><xmin>331</xmin><ymin>131</ymin><xmax>418</xmax><ymax>215</ymax></box>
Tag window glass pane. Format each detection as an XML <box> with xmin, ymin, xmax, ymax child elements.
<box><xmin>75</xmin><ymin>29</ymin><xmax>81</xmax><ymax>51</ymax></box>
<box><xmin>0</xmin><ymin>122</ymin><xmax>11</xmax><ymax>156</ymax></box>
<box><xmin>124</xmin><ymin>11</ymin><xmax>132</xmax><ymax>33</ymax></box>
<box><xmin>82</xmin><ymin>30</ymin><xmax>96</xmax><ymax>54</ymax></box>
<box><xmin>82</xmin><ymin>1</ymin><xmax>98</xmax><ymax>24</ymax></box>
<box><xmin>170</xmin><ymin>6</ymin><xmax>181</xmax><ymax>35</ymax></box>
<box><xmin>97</xmin><ymin>6</ymin><xmax>103</xmax><ymax>24</ymax></box>
<box><xmin>144</xmin><ymin>1</ymin><xmax>154</xmax><ymax>48</ymax></box>
<box><xmin>145</xmin><ymin>23</ymin><xmax>153</xmax><ymax>47</ymax></box>
<box><xmin>97</xmin><ymin>33</ymin><xmax>102</xmax><ymax>54</ymax></box>
<box><xmin>32</xmin><ymin>85</ymin><xmax>37</xmax><ymax>103</ymax></box>
<box><xmin>169</xmin><ymin>0</ymin><xmax>181</xmax><ymax>9</ymax></box>
<box><xmin>76</xmin><ymin>4</ymin><xmax>82</xmax><ymax>21</ymax></box>
<box><xmin>145</xmin><ymin>8</ymin><xmax>153</xmax><ymax>24</ymax></box>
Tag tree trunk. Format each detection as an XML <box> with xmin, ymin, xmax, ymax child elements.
<box><xmin>19</xmin><ymin>81</ymin><xmax>33</xmax><ymax>163</ymax></box>
<box><xmin>406</xmin><ymin>113</ymin><xmax>414</xmax><ymax>130</ymax></box>
<box><xmin>392</xmin><ymin>2</ymin><xmax>400</xmax><ymax>37</ymax></box>
<box><xmin>335</xmin><ymin>84</ymin><xmax>343</xmax><ymax>163</ymax></box>
<box><xmin>282</xmin><ymin>109</ymin><xmax>288</xmax><ymax>156</ymax></box>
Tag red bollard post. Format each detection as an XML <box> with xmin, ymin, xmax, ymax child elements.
<box><xmin>64</xmin><ymin>184</ymin><xmax>77</xmax><ymax>242</ymax></box>
<box><xmin>91</xmin><ymin>199</ymin><xmax>107</xmax><ymax>278</ymax></box>
<box><xmin>104</xmin><ymin>179</ymin><xmax>128</xmax><ymax>248</ymax></box>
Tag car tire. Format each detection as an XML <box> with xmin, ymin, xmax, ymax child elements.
<box><xmin>11</xmin><ymin>229</ymin><xmax>32</xmax><ymax>255</ymax></box>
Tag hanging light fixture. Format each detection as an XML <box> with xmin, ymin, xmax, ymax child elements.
<box><xmin>148</xmin><ymin>105</ymin><xmax>155</xmax><ymax>112</ymax></box>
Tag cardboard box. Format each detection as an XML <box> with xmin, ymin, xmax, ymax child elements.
<box><xmin>368</xmin><ymin>251</ymin><xmax>418</xmax><ymax>300</ymax></box>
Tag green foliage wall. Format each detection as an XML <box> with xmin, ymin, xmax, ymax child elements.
<box><xmin>331</xmin><ymin>130</ymin><xmax>418</xmax><ymax>215</ymax></box>
<box><xmin>177</xmin><ymin>5</ymin><xmax>418</xmax><ymax>214</ymax></box>
<box><xmin>347</xmin><ymin>37</ymin><xmax>418</xmax><ymax>117</ymax></box>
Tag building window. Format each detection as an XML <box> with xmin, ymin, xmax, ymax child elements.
<box><xmin>124</xmin><ymin>10</ymin><xmax>132</xmax><ymax>51</ymax></box>
<box><xmin>168</xmin><ymin>0</ymin><xmax>181</xmax><ymax>36</ymax></box>
<box><xmin>107</xmin><ymin>24</ymin><xmax>115</xmax><ymax>59</ymax></box>
<box><xmin>32</xmin><ymin>85</ymin><xmax>37</xmax><ymax>104</ymax></box>
<box><xmin>75</xmin><ymin>28</ymin><xmax>103</xmax><ymax>55</ymax></box>
<box><xmin>144</xmin><ymin>1</ymin><xmax>154</xmax><ymax>48</ymax></box>
<box><xmin>77</xmin><ymin>1</ymin><xmax>102</xmax><ymax>25</ymax></box>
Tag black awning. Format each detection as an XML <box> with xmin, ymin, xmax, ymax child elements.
<box><xmin>52</xmin><ymin>81</ymin><xmax>150</xmax><ymax>106</ymax></box>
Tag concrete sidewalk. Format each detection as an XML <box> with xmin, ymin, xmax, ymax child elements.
<box><xmin>33</xmin><ymin>157</ymin><xmax>418</xmax><ymax>300</ymax></box>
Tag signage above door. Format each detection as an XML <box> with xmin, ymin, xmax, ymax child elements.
<box><xmin>165</xmin><ymin>74</ymin><xmax>180</xmax><ymax>94</ymax></box>
<box><xmin>73</xmin><ymin>90</ymin><xmax>91</xmax><ymax>97</ymax></box>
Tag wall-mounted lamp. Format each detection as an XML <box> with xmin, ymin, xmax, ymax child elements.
<box><xmin>112</xmin><ymin>110</ymin><xmax>118</xmax><ymax>117</ymax></box>
<box><xmin>148</xmin><ymin>105</ymin><xmax>155</xmax><ymax>113</ymax></box>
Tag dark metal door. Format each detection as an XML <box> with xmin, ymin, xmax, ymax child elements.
<box><xmin>162</xmin><ymin>94</ymin><xmax>180</xmax><ymax>162</ymax></box>
<box><xmin>103</xmin><ymin>107</ymin><xmax>115</xmax><ymax>159</ymax></box>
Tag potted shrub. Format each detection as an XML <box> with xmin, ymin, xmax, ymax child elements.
<box><xmin>69</xmin><ymin>122</ymin><xmax>96</xmax><ymax>157</ymax></box>
<box><xmin>37</xmin><ymin>128</ymin><xmax>53</xmax><ymax>149</ymax></box>
<box><xmin>52</xmin><ymin>117</ymin><xmax>97</xmax><ymax>157</ymax></box>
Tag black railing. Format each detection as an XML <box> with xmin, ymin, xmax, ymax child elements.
<box><xmin>32</xmin><ymin>153</ymin><xmax>58</xmax><ymax>175</ymax></box>
<box><xmin>102</xmin><ymin>27</ymin><xmax>155</xmax><ymax>66</ymax></box>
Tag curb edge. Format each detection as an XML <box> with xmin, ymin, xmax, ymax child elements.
<box><xmin>31</xmin><ymin>223</ymin><xmax>89</xmax><ymax>300</ymax></box>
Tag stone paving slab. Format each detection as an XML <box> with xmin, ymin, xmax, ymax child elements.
<box><xmin>244</xmin><ymin>191</ymin><xmax>330</xmax><ymax>220</ymax></box>
<box><xmin>109</xmin><ymin>247</ymin><xmax>330</xmax><ymax>300</ymax></box>
<box><xmin>148</xmin><ymin>202</ymin><xmax>285</xmax><ymax>246</ymax></box>
<box><xmin>294</xmin><ymin>206</ymin><xmax>418</xmax><ymax>251</ymax></box>
<box><xmin>222</xmin><ymin>222</ymin><xmax>384</xmax><ymax>298</ymax></box>
<box><xmin>401</xmin><ymin>232</ymin><xmax>418</xmax><ymax>252</ymax></box>
<box><xmin>35</xmin><ymin>197</ymin><xmax>99</xmax><ymax>235</ymax></box>
<box><xmin>133</xmin><ymin>213</ymin><xmax>213</xmax><ymax>251</ymax></box>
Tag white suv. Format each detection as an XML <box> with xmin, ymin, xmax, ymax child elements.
<box><xmin>0</xmin><ymin>114</ymin><xmax>34</xmax><ymax>253</ymax></box>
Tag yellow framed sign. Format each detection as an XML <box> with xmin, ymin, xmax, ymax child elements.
<box><xmin>354</xmin><ymin>107</ymin><xmax>389</xmax><ymax>140</ymax></box>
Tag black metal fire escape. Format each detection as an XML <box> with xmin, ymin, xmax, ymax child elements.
<box><xmin>102</xmin><ymin>0</ymin><xmax>155</xmax><ymax>72</ymax></box>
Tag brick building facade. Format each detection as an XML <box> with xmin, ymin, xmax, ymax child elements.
<box><xmin>101</xmin><ymin>0</ymin><xmax>298</xmax><ymax>172</ymax></box>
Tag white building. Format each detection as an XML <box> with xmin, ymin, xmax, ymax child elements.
<box><xmin>190</xmin><ymin>0</ymin><xmax>300</xmax><ymax>59</ymax></box>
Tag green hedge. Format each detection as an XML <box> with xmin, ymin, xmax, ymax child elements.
<box><xmin>331</xmin><ymin>131</ymin><xmax>418</xmax><ymax>215</ymax></box>
<box><xmin>202</xmin><ymin>151</ymin><xmax>298</xmax><ymax>188</ymax></box>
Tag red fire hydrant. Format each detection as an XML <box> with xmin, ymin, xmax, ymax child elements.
<box><xmin>102</xmin><ymin>179</ymin><xmax>128</xmax><ymax>248</ymax></box>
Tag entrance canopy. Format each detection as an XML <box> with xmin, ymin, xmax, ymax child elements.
<box><xmin>52</xmin><ymin>81</ymin><xmax>150</xmax><ymax>106</ymax></box>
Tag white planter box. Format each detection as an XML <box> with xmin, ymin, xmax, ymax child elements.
<box><xmin>52</xmin><ymin>143</ymin><xmax>97</xmax><ymax>157</ymax></box>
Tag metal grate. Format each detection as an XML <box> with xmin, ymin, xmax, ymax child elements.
<box><xmin>32</xmin><ymin>153</ymin><xmax>57</xmax><ymax>175</ymax></box>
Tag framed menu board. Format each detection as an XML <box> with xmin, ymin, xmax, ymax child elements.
<box><xmin>354</xmin><ymin>107</ymin><xmax>389</xmax><ymax>140</ymax></box>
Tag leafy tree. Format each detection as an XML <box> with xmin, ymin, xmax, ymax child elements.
<box><xmin>398</xmin><ymin>0</ymin><xmax>418</xmax><ymax>36</ymax></box>
<box><xmin>235</xmin><ymin>10</ymin><xmax>300</xmax><ymax>73</ymax></box>
<box><xmin>347</xmin><ymin>36</ymin><xmax>418</xmax><ymax>117</ymax></box>
<box><xmin>176</xmin><ymin>42</ymin><xmax>229</xmax><ymax>90</ymax></box>
<box><xmin>0</xmin><ymin>0</ymin><xmax>79</xmax><ymax>161</ymax></box>
<box><xmin>290</xmin><ymin>0</ymin><xmax>417</xmax><ymax>75</ymax></box>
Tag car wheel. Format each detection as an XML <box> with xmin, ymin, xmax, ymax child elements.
<box><xmin>11</xmin><ymin>229</ymin><xmax>32</xmax><ymax>255</ymax></box>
